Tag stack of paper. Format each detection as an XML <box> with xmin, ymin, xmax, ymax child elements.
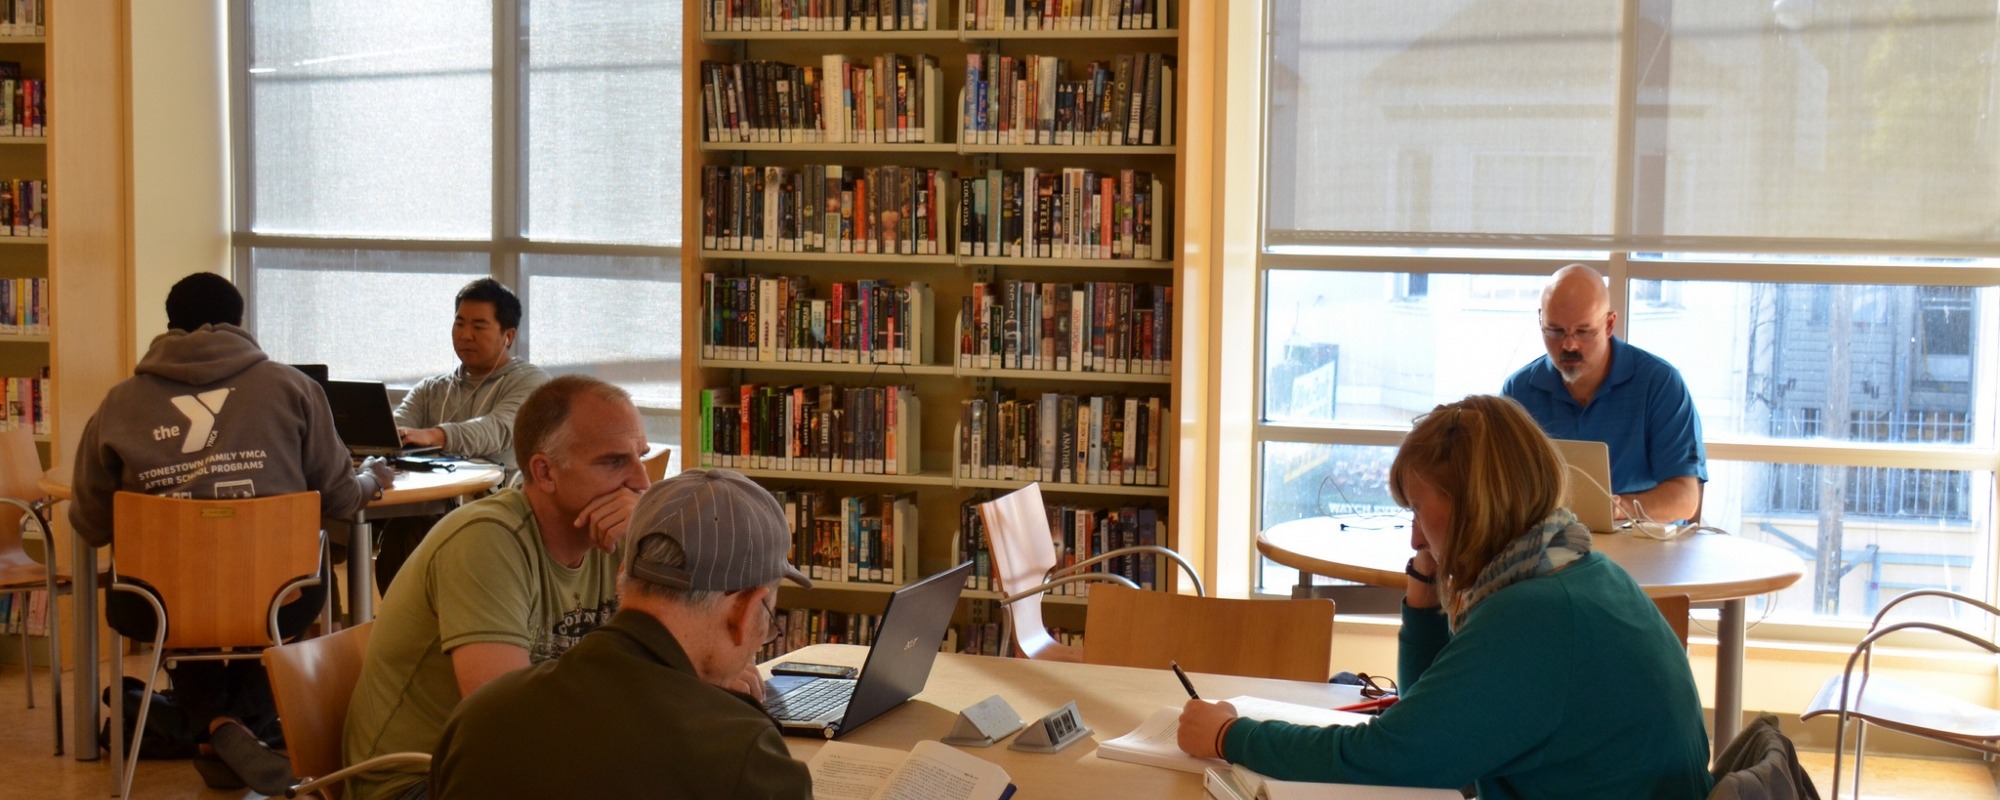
<box><xmin>1095</xmin><ymin>695</ymin><xmax>1456</xmax><ymax>799</ymax></box>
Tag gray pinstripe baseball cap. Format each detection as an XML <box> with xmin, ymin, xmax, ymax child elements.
<box><xmin>624</xmin><ymin>468</ymin><xmax>813</xmax><ymax>591</ymax></box>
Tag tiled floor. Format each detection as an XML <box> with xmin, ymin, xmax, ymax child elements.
<box><xmin>0</xmin><ymin>658</ymin><xmax>1993</xmax><ymax>799</ymax></box>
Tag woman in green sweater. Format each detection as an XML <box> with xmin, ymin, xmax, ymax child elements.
<box><xmin>1178</xmin><ymin>394</ymin><xmax>1713</xmax><ymax>799</ymax></box>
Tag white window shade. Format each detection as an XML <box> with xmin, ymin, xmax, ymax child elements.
<box><xmin>524</xmin><ymin>0</ymin><xmax>683</xmax><ymax>246</ymax></box>
<box><xmin>249</xmin><ymin>247</ymin><xmax>486</xmax><ymax>386</ymax></box>
<box><xmin>523</xmin><ymin>254</ymin><xmax>682</xmax><ymax>409</ymax></box>
<box><xmin>248</xmin><ymin>2</ymin><xmax>494</xmax><ymax>239</ymax></box>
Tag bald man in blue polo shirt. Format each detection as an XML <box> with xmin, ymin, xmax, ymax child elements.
<box><xmin>1501</xmin><ymin>264</ymin><xmax>1706</xmax><ymax>523</ymax></box>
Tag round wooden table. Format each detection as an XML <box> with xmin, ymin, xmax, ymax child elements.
<box><xmin>1259</xmin><ymin>515</ymin><xmax>1804</xmax><ymax>756</ymax></box>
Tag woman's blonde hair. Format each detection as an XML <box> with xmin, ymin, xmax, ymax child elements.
<box><xmin>1388</xmin><ymin>395</ymin><xmax>1564</xmax><ymax>594</ymax></box>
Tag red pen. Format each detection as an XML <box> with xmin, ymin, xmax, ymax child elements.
<box><xmin>1334</xmin><ymin>696</ymin><xmax>1398</xmax><ymax>713</ymax></box>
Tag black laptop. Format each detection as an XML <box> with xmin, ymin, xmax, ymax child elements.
<box><xmin>322</xmin><ymin>380</ymin><xmax>430</xmax><ymax>458</ymax></box>
<box><xmin>764</xmin><ymin>561</ymin><xmax>975</xmax><ymax>739</ymax></box>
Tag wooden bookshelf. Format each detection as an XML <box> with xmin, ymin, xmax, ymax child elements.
<box><xmin>683</xmin><ymin>0</ymin><xmax>1188</xmax><ymax>658</ymax></box>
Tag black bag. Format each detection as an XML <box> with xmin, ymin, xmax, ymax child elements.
<box><xmin>96</xmin><ymin>662</ymin><xmax>287</xmax><ymax>760</ymax></box>
<box><xmin>98</xmin><ymin>676</ymin><xmax>202</xmax><ymax>760</ymax></box>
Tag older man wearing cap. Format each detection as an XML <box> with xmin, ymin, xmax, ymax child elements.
<box><xmin>428</xmin><ymin>468</ymin><xmax>815</xmax><ymax>800</ymax></box>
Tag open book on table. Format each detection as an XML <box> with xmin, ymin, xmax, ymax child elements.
<box><xmin>1097</xmin><ymin>695</ymin><xmax>1373</xmax><ymax>774</ymax></box>
<box><xmin>807</xmin><ymin>740</ymin><xmax>1016</xmax><ymax>800</ymax></box>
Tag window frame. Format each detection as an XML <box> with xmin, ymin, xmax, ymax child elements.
<box><xmin>1247</xmin><ymin>2</ymin><xmax>2000</xmax><ymax>643</ymax></box>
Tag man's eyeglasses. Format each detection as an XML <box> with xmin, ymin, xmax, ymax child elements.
<box><xmin>1358</xmin><ymin>673</ymin><xmax>1397</xmax><ymax>699</ymax></box>
<box><xmin>1540</xmin><ymin>325</ymin><xmax>1603</xmax><ymax>344</ymax></box>
<box><xmin>761</xmin><ymin>597</ymin><xmax>783</xmax><ymax>646</ymax></box>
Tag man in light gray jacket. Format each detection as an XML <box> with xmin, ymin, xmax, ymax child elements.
<box><xmin>392</xmin><ymin>278</ymin><xmax>550</xmax><ymax>469</ymax></box>
<box><xmin>377</xmin><ymin>278</ymin><xmax>549</xmax><ymax>591</ymax></box>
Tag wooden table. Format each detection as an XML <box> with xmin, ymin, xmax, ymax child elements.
<box><xmin>767</xmin><ymin>643</ymin><xmax>1362</xmax><ymax>797</ymax></box>
<box><xmin>39</xmin><ymin>464</ymin><xmax>502</xmax><ymax>760</ymax></box>
<box><xmin>1258</xmin><ymin>516</ymin><xmax>1804</xmax><ymax>756</ymax></box>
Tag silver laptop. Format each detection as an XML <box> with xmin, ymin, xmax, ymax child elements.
<box><xmin>1551</xmin><ymin>438</ymin><xmax>1616</xmax><ymax>533</ymax></box>
<box><xmin>763</xmin><ymin>561</ymin><xmax>974</xmax><ymax>739</ymax></box>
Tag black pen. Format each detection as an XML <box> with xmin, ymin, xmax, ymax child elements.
<box><xmin>1171</xmin><ymin>660</ymin><xmax>1200</xmax><ymax>700</ymax></box>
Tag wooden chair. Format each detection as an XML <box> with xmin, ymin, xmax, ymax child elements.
<box><xmin>1083</xmin><ymin>583</ymin><xmax>1336</xmax><ymax>682</ymax></box>
<box><xmin>0</xmin><ymin>426</ymin><xmax>66</xmax><ymax>754</ymax></box>
<box><xmin>107</xmin><ymin>491</ymin><xmax>326</xmax><ymax>799</ymax></box>
<box><xmin>1800</xmin><ymin>589</ymin><xmax>2000</xmax><ymax>800</ymax></box>
<box><xmin>265</xmin><ymin>622</ymin><xmax>430</xmax><ymax>800</ymax></box>
<box><xmin>976</xmin><ymin>483</ymin><xmax>1204</xmax><ymax>661</ymax></box>
<box><xmin>1651</xmin><ymin>593</ymin><xmax>1691</xmax><ymax>649</ymax></box>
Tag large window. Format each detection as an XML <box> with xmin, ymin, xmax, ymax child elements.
<box><xmin>1257</xmin><ymin>1</ymin><xmax>2000</xmax><ymax>627</ymax></box>
<box><xmin>232</xmin><ymin>0</ymin><xmax>684</xmax><ymax>423</ymax></box>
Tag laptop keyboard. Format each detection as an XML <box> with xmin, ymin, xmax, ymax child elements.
<box><xmin>765</xmin><ymin>678</ymin><xmax>855</xmax><ymax>721</ymax></box>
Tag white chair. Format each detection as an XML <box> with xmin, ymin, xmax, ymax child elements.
<box><xmin>0</xmin><ymin>426</ymin><xmax>66</xmax><ymax>754</ymax></box>
<box><xmin>1800</xmin><ymin>589</ymin><xmax>2000</xmax><ymax>799</ymax></box>
<box><xmin>975</xmin><ymin>483</ymin><xmax>1204</xmax><ymax>660</ymax></box>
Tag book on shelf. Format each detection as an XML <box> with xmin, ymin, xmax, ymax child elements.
<box><xmin>700</xmin><ymin>383</ymin><xmax>921</xmax><ymax>476</ymax></box>
<box><xmin>956</xmin><ymin>497</ymin><xmax>1164</xmax><ymax>594</ymax></box>
<box><xmin>0</xmin><ymin>1</ymin><xmax>41</xmax><ymax>38</ymax></box>
<box><xmin>0</xmin><ymin>276</ymin><xmax>46</xmax><ymax>335</ymax></box>
<box><xmin>941</xmin><ymin>620</ymin><xmax>1010</xmax><ymax>657</ymax></box>
<box><xmin>775</xmin><ymin>489</ymin><xmax>918</xmax><ymax>585</ymax></box>
<box><xmin>960</xmin><ymin>279</ymin><xmax>1169</xmax><ymax>374</ymax></box>
<box><xmin>1205</xmin><ymin>765</ymin><xmax>1461</xmax><ymax>800</ymax></box>
<box><xmin>702</xmin><ymin>164</ymin><xmax>946</xmax><ymax>255</ymax></box>
<box><xmin>700</xmin><ymin>55</ymin><xmax>941</xmax><ymax>145</ymax></box>
<box><xmin>706</xmin><ymin>0</ymin><xmax>937</xmax><ymax>32</ymax></box>
<box><xmin>961</xmin><ymin>0</ymin><xmax>1168</xmax><ymax>31</ymax></box>
<box><xmin>703</xmin><ymin>272</ymin><xmax>934</xmax><ymax>366</ymax></box>
<box><xmin>1099</xmin><ymin>697</ymin><xmax>1375</xmax><ymax>776</ymax></box>
<box><xmin>760</xmin><ymin>606</ymin><xmax>884</xmax><ymax>662</ymax></box>
<box><xmin>956</xmin><ymin>168</ymin><xmax>1168</xmax><ymax>261</ymax></box>
<box><xmin>0</xmin><ymin>178</ymin><xmax>45</xmax><ymax>237</ymax></box>
<box><xmin>961</xmin><ymin>52</ymin><xmax>1174</xmax><ymax>147</ymax></box>
<box><xmin>0</xmin><ymin>587</ymin><xmax>49</xmax><ymax>636</ymax></box>
<box><xmin>807</xmin><ymin>740</ymin><xmax>1015</xmax><ymax>800</ymax></box>
<box><xmin>0</xmin><ymin>371</ymin><xmax>47</xmax><ymax>434</ymax></box>
<box><xmin>0</xmin><ymin>62</ymin><xmax>45</xmax><ymax>138</ymax></box>
<box><xmin>958</xmin><ymin>390</ymin><xmax>1164</xmax><ymax>486</ymax></box>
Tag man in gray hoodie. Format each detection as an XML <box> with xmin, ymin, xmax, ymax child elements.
<box><xmin>70</xmin><ymin>271</ymin><xmax>394</xmax><ymax>792</ymax></box>
<box><xmin>375</xmin><ymin>277</ymin><xmax>550</xmax><ymax>591</ymax></box>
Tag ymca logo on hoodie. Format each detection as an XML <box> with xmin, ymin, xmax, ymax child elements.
<box><xmin>164</xmin><ymin>388</ymin><xmax>232</xmax><ymax>454</ymax></box>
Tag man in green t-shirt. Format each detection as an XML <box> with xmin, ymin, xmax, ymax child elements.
<box><xmin>430</xmin><ymin>468</ymin><xmax>816</xmax><ymax>799</ymax></box>
<box><xmin>343</xmin><ymin>374</ymin><xmax>651</xmax><ymax>800</ymax></box>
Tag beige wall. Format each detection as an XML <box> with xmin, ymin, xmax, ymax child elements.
<box><xmin>129</xmin><ymin>0</ymin><xmax>230</xmax><ymax>349</ymax></box>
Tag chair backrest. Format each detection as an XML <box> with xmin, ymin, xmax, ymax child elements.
<box><xmin>642</xmin><ymin>443</ymin><xmax>674</xmax><ymax>484</ymax></box>
<box><xmin>112</xmin><ymin>491</ymin><xmax>323</xmax><ymax>650</ymax></box>
<box><xmin>1652</xmin><ymin>593</ymin><xmax>1691</xmax><ymax>649</ymax></box>
<box><xmin>264</xmin><ymin>622</ymin><xmax>373</xmax><ymax>800</ymax></box>
<box><xmin>0</xmin><ymin>426</ymin><xmax>44</xmax><ymax>559</ymax></box>
<box><xmin>975</xmin><ymin>484</ymin><xmax>1075</xmax><ymax>660</ymax></box>
<box><xmin>1083</xmin><ymin>583</ymin><xmax>1337</xmax><ymax>682</ymax></box>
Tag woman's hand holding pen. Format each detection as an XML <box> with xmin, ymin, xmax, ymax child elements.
<box><xmin>1177</xmin><ymin>699</ymin><xmax>1239</xmax><ymax>760</ymax></box>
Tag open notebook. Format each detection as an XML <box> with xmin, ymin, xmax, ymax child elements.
<box><xmin>1100</xmin><ymin>696</ymin><xmax>1455</xmax><ymax>799</ymax></box>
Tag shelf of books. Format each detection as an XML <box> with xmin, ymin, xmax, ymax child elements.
<box><xmin>686</xmin><ymin>0</ymin><xmax>1184</xmax><ymax>661</ymax></box>
<box><xmin>0</xmin><ymin>0</ymin><xmax>52</xmax><ymax>671</ymax></box>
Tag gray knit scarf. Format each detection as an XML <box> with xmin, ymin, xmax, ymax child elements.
<box><xmin>1444</xmin><ymin>509</ymin><xmax>1593</xmax><ymax>632</ymax></box>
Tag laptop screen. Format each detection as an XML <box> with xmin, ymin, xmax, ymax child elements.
<box><xmin>836</xmin><ymin>560</ymin><xmax>976</xmax><ymax>734</ymax></box>
<box><xmin>322</xmin><ymin>380</ymin><xmax>402</xmax><ymax>453</ymax></box>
